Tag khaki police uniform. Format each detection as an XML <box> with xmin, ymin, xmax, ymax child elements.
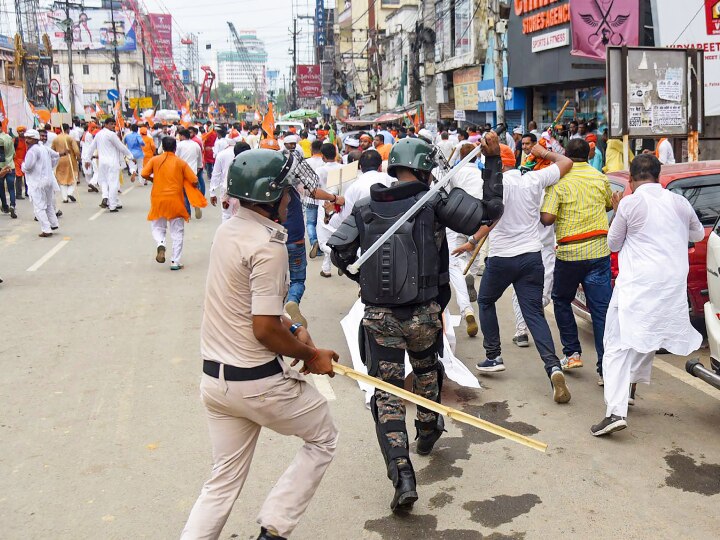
<box><xmin>182</xmin><ymin>206</ymin><xmax>338</xmax><ymax>539</ymax></box>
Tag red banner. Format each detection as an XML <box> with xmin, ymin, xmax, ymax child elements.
<box><xmin>148</xmin><ymin>13</ymin><xmax>173</xmax><ymax>69</ymax></box>
<box><xmin>297</xmin><ymin>65</ymin><xmax>322</xmax><ymax>98</ymax></box>
<box><xmin>570</xmin><ymin>0</ymin><xmax>639</xmax><ymax>60</ymax></box>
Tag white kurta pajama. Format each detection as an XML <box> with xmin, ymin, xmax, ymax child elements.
<box><xmin>86</xmin><ymin>128</ymin><xmax>134</xmax><ymax>210</ymax></box>
<box><xmin>209</xmin><ymin>145</ymin><xmax>238</xmax><ymax>222</ymax></box>
<box><xmin>22</xmin><ymin>144</ymin><xmax>60</xmax><ymax>233</ymax></box>
<box><xmin>602</xmin><ymin>183</ymin><xmax>705</xmax><ymax>418</ymax></box>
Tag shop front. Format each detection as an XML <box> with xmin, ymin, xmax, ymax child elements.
<box><xmin>477</xmin><ymin>77</ymin><xmax>526</xmax><ymax>131</ymax></box>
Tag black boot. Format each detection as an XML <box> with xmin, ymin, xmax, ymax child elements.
<box><xmin>389</xmin><ymin>459</ymin><xmax>418</xmax><ymax>512</ymax></box>
<box><xmin>415</xmin><ymin>415</ymin><xmax>446</xmax><ymax>456</ymax></box>
<box><xmin>257</xmin><ymin>527</ymin><xmax>286</xmax><ymax>540</ymax></box>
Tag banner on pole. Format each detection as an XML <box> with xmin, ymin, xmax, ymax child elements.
<box><xmin>297</xmin><ymin>65</ymin><xmax>322</xmax><ymax>98</ymax></box>
<box><xmin>570</xmin><ymin>0</ymin><xmax>639</xmax><ymax>60</ymax></box>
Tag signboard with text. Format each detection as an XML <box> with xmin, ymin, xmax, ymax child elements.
<box><xmin>148</xmin><ymin>14</ymin><xmax>173</xmax><ymax>70</ymax></box>
<box><xmin>452</xmin><ymin>66</ymin><xmax>481</xmax><ymax>111</ymax></box>
<box><xmin>297</xmin><ymin>65</ymin><xmax>322</xmax><ymax>98</ymax></box>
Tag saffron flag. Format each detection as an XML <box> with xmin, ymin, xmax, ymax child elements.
<box><xmin>261</xmin><ymin>103</ymin><xmax>275</xmax><ymax>139</ymax></box>
<box><xmin>570</xmin><ymin>0</ymin><xmax>639</xmax><ymax>60</ymax></box>
<box><xmin>0</xmin><ymin>91</ymin><xmax>7</xmax><ymax>133</ymax></box>
<box><xmin>133</xmin><ymin>106</ymin><xmax>141</xmax><ymax>124</ymax></box>
<box><xmin>114</xmin><ymin>101</ymin><xmax>125</xmax><ymax>131</ymax></box>
<box><xmin>95</xmin><ymin>102</ymin><xmax>105</xmax><ymax>116</ymax></box>
<box><xmin>180</xmin><ymin>100</ymin><xmax>192</xmax><ymax>127</ymax></box>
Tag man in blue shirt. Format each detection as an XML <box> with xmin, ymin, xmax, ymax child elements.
<box><xmin>123</xmin><ymin>124</ymin><xmax>145</xmax><ymax>180</ymax></box>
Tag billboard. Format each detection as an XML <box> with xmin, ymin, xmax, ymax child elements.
<box><xmin>653</xmin><ymin>0</ymin><xmax>720</xmax><ymax>116</ymax></box>
<box><xmin>39</xmin><ymin>7</ymin><xmax>137</xmax><ymax>51</ymax></box>
<box><xmin>148</xmin><ymin>13</ymin><xmax>173</xmax><ymax>70</ymax></box>
<box><xmin>297</xmin><ymin>65</ymin><xmax>322</xmax><ymax>98</ymax></box>
<box><xmin>570</xmin><ymin>0</ymin><xmax>639</xmax><ymax>60</ymax></box>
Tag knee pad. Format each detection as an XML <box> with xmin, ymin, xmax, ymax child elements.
<box><xmin>366</xmin><ymin>332</ymin><xmax>405</xmax><ymax>384</ymax></box>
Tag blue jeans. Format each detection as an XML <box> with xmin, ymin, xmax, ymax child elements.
<box><xmin>305</xmin><ymin>204</ymin><xmax>318</xmax><ymax>246</ymax></box>
<box><xmin>0</xmin><ymin>170</ymin><xmax>16</xmax><ymax>208</ymax></box>
<box><xmin>478</xmin><ymin>252</ymin><xmax>561</xmax><ymax>377</ymax></box>
<box><xmin>286</xmin><ymin>242</ymin><xmax>307</xmax><ymax>304</ymax></box>
<box><xmin>551</xmin><ymin>256</ymin><xmax>612</xmax><ymax>374</ymax></box>
<box><xmin>197</xmin><ymin>168</ymin><xmax>206</xmax><ymax>195</ymax></box>
<box><xmin>205</xmin><ymin>162</ymin><xmax>214</xmax><ymax>178</ymax></box>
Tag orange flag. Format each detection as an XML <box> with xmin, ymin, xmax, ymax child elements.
<box><xmin>114</xmin><ymin>101</ymin><xmax>125</xmax><ymax>131</ymax></box>
<box><xmin>180</xmin><ymin>100</ymin><xmax>192</xmax><ymax>127</ymax></box>
<box><xmin>133</xmin><ymin>105</ymin><xmax>141</xmax><ymax>124</ymax></box>
<box><xmin>0</xmin><ymin>92</ymin><xmax>8</xmax><ymax>133</ymax></box>
<box><xmin>95</xmin><ymin>102</ymin><xmax>105</xmax><ymax>116</ymax></box>
<box><xmin>261</xmin><ymin>103</ymin><xmax>275</xmax><ymax>139</ymax></box>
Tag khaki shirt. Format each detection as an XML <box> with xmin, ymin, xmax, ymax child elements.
<box><xmin>201</xmin><ymin>206</ymin><xmax>289</xmax><ymax>367</ymax></box>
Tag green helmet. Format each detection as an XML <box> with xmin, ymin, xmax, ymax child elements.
<box><xmin>226</xmin><ymin>149</ymin><xmax>293</xmax><ymax>203</ymax></box>
<box><xmin>387</xmin><ymin>137</ymin><xmax>436</xmax><ymax>178</ymax></box>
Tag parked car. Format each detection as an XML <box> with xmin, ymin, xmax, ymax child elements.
<box><xmin>572</xmin><ymin>161</ymin><xmax>720</xmax><ymax>323</ymax></box>
<box><xmin>691</xmin><ymin>216</ymin><xmax>720</xmax><ymax>390</ymax></box>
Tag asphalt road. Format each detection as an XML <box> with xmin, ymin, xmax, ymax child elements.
<box><xmin>1</xmin><ymin>179</ymin><xmax>719</xmax><ymax>540</ymax></box>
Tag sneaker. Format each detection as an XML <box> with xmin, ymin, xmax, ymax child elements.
<box><xmin>170</xmin><ymin>263</ymin><xmax>184</xmax><ymax>271</ymax></box>
<box><xmin>597</xmin><ymin>376</ymin><xmax>604</xmax><ymax>387</ymax></box>
<box><xmin>195</xmin><ymin>207</ymin><xmax>202</xmax><ymax>219</ymax></box>
<box><xmin>628</xmin><ymin>383</ymin><xmax>637</xmax><ymax>406</ymax></box>
<box><xmin>284</xmin><ymin>301</ymin><xmax>308</xmax><ymax>327</ymax></box>
<box><xmin>309</xmin><ymin>241</ymin><xmax>319</xmax><ymax>259</ymax></box>
<box><xmin>156</xmin><ymin>245</ymin><xmax>166</xmax><ymax>264</ymax></box>
<box><xmin>591</xmin><ymin>414</ymin><xmax>627</xmax><ymax>436</ymax></box>
<box><xmin>551</xmin><ymin>369</ymin><xmax>571</xmax><ymax>403</ymax></box>
<box><xmin>476</xmin><ymin>357</ymin><xmax>505</xmax><ymax>373</ymax></box>
<box><xmin>100</xmin><ymin>198</ymin><xmax>108</xmax><ymax>208</ymax></box>
<box><xmin>512</xmin><ymin>334</ymin><xmax>529</xmax><ymax>348</ymax></box>
<box><xmin>9</xmin><ymin>206</ymin><xmax>16</xmax><ymax>219</ymax></box>
<box><xmin>320</xmin><ymin>270</ymin><xmax>331</xmax><ymax>278</ymax></box>
<box><xmin>465</xmin><ymin>274</ymin><xmax>477</xmax><ymax>303</ymax></box>
<box><xmin>561</xmin><ymin>352</ymin><xmax>583</xmax><ymax>370</ymax></box>
<box><xmin>465</xmin><ymin>312</ymin><xmax>478</xmax><ymax>337</ymax></box>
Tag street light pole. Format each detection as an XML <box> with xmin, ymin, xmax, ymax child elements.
<box><xmin>110</xmin><ymin>4</ymin><xmax>121</xmax><ymax>103</ymax></box>
<box><xmin>62</xmin><ymin>1</ymin><xmax>83</xmax><ymax>119</ymax></box>
<box><xmin>492</xmin><ymin>0</ymin><xmax>506</xmax><ymax>127</ymax></box>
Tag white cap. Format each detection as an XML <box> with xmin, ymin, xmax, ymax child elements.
<box><xmin>513</xmin><ymin>127</ymin><xmax>524</xmax><ymax>135</ymax></box>
<box><xmin>284</xmin><ymin>134</ymin><xmax>299</xmax><ymax>144</ymax></box>
<box><xmin>345</xmin><ymin>137</ymin><xmax>360</xmax><ymax>148</ymax></box>
<box><xmin>24</xmin><ymin>129</ymin><xmax>40</xmax><ymax>140</ymax></box>
<box><xmin>418</xmin><ymin>128</ymin><xmax>432</xmax><ymax>140</ymax></box>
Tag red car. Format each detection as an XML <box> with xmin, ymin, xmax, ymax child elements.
<box><xmin>572</xmin><ymin>161</ymin><xmax>720</xmax><ymax>322</ymax></box>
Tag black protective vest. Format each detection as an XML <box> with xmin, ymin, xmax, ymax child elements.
<box><xmin>355</xmin><ymin>191</ymin><xmax>448</xmax><ymax>307</ymax></box>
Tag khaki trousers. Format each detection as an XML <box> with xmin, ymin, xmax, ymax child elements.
<box><xmin>181</xmin><ymin>367</ymin><xmax>338</xmax><ymax>539</ymax></box>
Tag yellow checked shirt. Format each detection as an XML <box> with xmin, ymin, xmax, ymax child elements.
<box><xmin>541</xmin><ymin>162</ymin><xmax>613</xmax><ymax>262</ymax></box>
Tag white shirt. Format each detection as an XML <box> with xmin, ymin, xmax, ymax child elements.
<box><xmin>437</xmin><ymin>139</ymin><xmax>455</xmax><ymax>160</ymax></box>
<box><xmin>608</xmin><ymin>183</ymin><xmax>703</xmax><ymax>354</ymax></box>
<box><xmin>70</xmin><ymin>126</ymin><xmax>84</xmax><ymax>142</ymax></box>
<box><xmin>86</xmin><ymin>127</ymin><xmax>133</xmax><ymax>166</ymax></box>
<box><xmin>337</xmin><ymin>169</ymin><xmax>393</xmax><ymax>223</ymax></box>
<box><xmin>176</xmin><ymin>139</ymin><xmax>202</xmax><ymax>171</ymax></box>
<box><xmin>22</xmin><ymin>143</ymin><xmax>59</xmax><ymax>189</ymax></box>
<box><xmin>46</xmin><ymin>131</ymin><xmax>58</xmax><ymax>146</ymax></box>
<box><xmin>213</xmin><ymin>137</ymin><xmax>230</xmax><ymax>158</ymax></box>
<box><xmin>446</xmin><ymin>161</ymin><xmax>483</xmax><ymax>199</ymax></box>
<box><xmin>246</xmin><ymin>133</ymin><xmax>260</xmax><ymax>149</ymax></box>
<box><xmin>658</xmin><ymin>139</ymin><xmax>675</xmax><ymax>165</ymax></box>
<box><xmin>489</xmin><ymin>164</ymin><xmax>561</xmax><ymax>258</ymax></box>
<box><xmin>306</xmin><ymin>155</ymin><xmax>324</xmax><ymax>172</ymax></box>
<box><xmin>209</xmin><ymin>145</ymin><xmax>236</xmax><ymax>195</ymax></box>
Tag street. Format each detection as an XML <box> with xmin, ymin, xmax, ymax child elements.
<box><xmin>1</xmin><ymin>181</ymin><xmax>719</xmax><ymax>540</ymax></box>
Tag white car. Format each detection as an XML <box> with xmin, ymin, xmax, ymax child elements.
<box><xmin>691</xmin><ymin>219</ymin><xmax>720</xmax><ymax>389</ymax></box>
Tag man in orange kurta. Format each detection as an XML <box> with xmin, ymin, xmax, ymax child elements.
<box><xmin>141</xmin><ymin>136</ymin><xmax>207</xmax><ymax>270</ymax></box>
<box><xmin>138</xmin><ymin>127</ymin><xmax>156</xmax><ymax>186</ymax></box>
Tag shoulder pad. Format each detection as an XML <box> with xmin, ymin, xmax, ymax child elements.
<box><xmin>267</xmin><ymin>227</ymin><xmax>288</xmax><ymax>244</ymax></box>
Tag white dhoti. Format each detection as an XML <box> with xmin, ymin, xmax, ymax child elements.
<box><xmin>97</xmin><ymin>161</ymin><xmax>121</xmax><ymax>209</ymax></box>
<box><xmin>60</xmin><ymin>183</ymin><xmax>76</xmax><ymax>200</ymax></box>
<box><xmin>29</xmin><ymin>185</ymin><xmax>59</xmax><ymax>233</ymax></box>
<box><xmin>513</xmin><ymin>244</ymin><xmax>555</xmax><ymax>336</ymax></box>
<box><xmin>446</xmin><ymin>229</ymin><xmax>474</xmax><ymax>316</ymax></box>
<box><xmin>152</xmin><ymin>217</ymin><xmax>185</xmax><ymax>264</ymax></box>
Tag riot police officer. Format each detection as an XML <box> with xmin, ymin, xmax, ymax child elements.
<box><xmin>182</xmin><ymin>149</ymin><xmax>339</xmax><ymax>540</ymax></box>
<box><xmin>329</xmin><ymin>137</ymin><xmax>504</xmax><ymax>511</ymax></box>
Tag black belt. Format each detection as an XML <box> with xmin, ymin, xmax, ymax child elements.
<box><xmin>203</xmin><ymin>358</ymin><xmax>283</xmax><ymax>381</ymax></box>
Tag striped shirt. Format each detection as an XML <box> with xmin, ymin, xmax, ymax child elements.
<box><xmin>541</xmin><ymin>162</ymin><xmax>612</xmax><ymax>261</ymax></box>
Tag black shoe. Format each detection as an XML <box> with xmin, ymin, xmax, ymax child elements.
<box><xmin>55</xmin><ymin>210</ymin><xmax>63</xmax><ymax>218</ymax></box>
<box><xmin>9</xmin><ymin>207</ymin><xmax>16</xmax><ymax>219</ymax></box>
<box><xmin>415</xmin><ymin>415</ymin><xmax>446</xmax><ymax>456</ymax></box>
<box><xmin>51</xmin><ymin>226</ymin><xmax>58</xmax><ymax>230</ymax></box>
<box><xmin>109</xmin><ymin>208</ymin><xmax>119</xmax><ymax>213</ymax></box>
<box><xmin>257</xmin><ymin>527</ymin><xmax>286</xmax><ymax>540</ymax></box>
<box><xmin>100</xmin><ymin>198</ymin><xmax>108</xmax><ymax>208</ymax></box>
<box><xmin>591</xmin><ymin>414</ymin><xmax>627</xmax><ymax>436</ymax></box>
<box><xmin>116</xmin><ymin>205</ymin><xmax>122</xmax><ymax>209</ymax></box>
<box><xmin>68</xmin><ymin>195</ymin><xmax>76</xmax><ymax>202</ymax></box>
<box><xmin>62</xmin><ymin>199</ymin><xmax>68</xmax><ymax>203</ymax></box>
<box><xmin>389</xmin><ymin>460</ymin><xmax>418</xmax><ymax>512</ymax></box>
<box><xmin>1</xmin><ymin>205</ymin><xmax>8</xmax><ymax>214</ymax></box>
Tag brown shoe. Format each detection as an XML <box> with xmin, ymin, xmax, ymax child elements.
<box><xmin>100</xmin><ymin>198</ymin><xmax>108</xmax><ymax>208</ymax></box>
<box><xmin>38</xmin><ymin>232</ymin><xmax>53</xmax><ymax>238</ymax></box>
<box><xmin>320</xmin><ymin>270</ymin><xmax>331</xmax><ymax>278</ymax></box>
<box><xmin>88</xmin><ymin>184</ymin><xmax>99</xmax><ymax>193</ymax></box>
<box><xmin>156</xmin><ymin>245</ymin><xmax>166</xmax><ymax>264</ymax></box>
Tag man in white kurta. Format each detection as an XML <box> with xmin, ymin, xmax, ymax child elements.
<box><xmin>85</xmin><ymin>118</ymin><xmax>134</xmax><ymax>211</ymax></box>
<box><xmin>209</xmin><ymin>141</ymin><xmax>249</xmax><ymax>223</ymax></box>
<box><xmin>592</xmin><ymin>154</ymin><xmax>705</xmax><ymax>436</ymax></box>
<box><xmin>21</xmin><ymin>130</ymin><xmax>60</xmax><ymax>236</ymax></box>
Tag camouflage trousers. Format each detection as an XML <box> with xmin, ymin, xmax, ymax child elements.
<box><xmin>362</xmin><ymin>302</ymin><xmax>443</xmax><ymax>465</ymax></box>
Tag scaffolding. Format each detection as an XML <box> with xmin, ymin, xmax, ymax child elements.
<box><xmin>15</xmin><ymin>0</ymin><xmax>52</xmax><ymax>107</ymax></box>
<box><xmin>180</xmin><ymin>32</ymin><xmax>199</xmax><ymax>100</ymax></box>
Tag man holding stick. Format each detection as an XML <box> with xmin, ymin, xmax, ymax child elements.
<box><xmin>454</xmin><ymin>134</ymin><xmax>573</xmax><ymax>403</ymax></box>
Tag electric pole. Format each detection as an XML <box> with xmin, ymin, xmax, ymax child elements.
<box><xmin>290</xmin><ymin>18</ymin><xmax>298</xmax><ymax>110</ymax></box>
<box><xmin>110</xmin><ymin>3</ymin><xmax>121</xmax><ymax>105</ymax></box>
<box><xmin>492</xmin><ymin>0</ymin><xmax>507</xmax><ymax>127</ymax></box>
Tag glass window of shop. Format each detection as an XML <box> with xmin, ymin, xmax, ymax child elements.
<box><xmin>532</xmin><ymin>85</ymin><xmax>607</xmax><ymax>130</ymax></box>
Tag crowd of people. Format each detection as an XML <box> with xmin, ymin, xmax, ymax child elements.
<box><xmin>0</xmin><ymin>112</ymin><xmax>700</xmax><ymax>539</ymax></box>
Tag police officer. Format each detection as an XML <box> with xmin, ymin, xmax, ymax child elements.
<box><xmin>329</xmin><ymin>137</ymin><xmax>503</xmax><ymax>511</ymax></box>
<box><xmin>182</xmin><ymin>149</ymin><xmax>339</xmax><ymax>540</ymax></box>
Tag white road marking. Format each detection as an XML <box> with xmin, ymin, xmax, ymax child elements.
<box><xmin>654</xmin><ymin>359</ymin><xmax>720</xmax><ymax>401</ymax></box>
<box><xmin>311</xmin><ymin>374</ymin><xmax>337</xmax><ymax>401</ymax></box>
<box><xmin>27</xmin><ymin>239</ymin><xmax>70</xmax><ymax>272</ymax></box>
<box><xmin>88</xmin><ymin>185</ymin><xmax>135</xmax><ymax>221</ymax></box>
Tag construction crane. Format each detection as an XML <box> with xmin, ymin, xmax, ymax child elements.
<box><xmin>227</xmin><ymin>22</ymin><xmax>267</xmax><ymax>110</ymax></box>
<box><xmin>122</xmin><ymin>0</ymin><xmax>190</xmax><ymax>110</ymax></box>
<box><xmin>14</xmin><ymin>0</ymin><xmax>53</xmax><ymax>107</ymax></box>
<box><xmin>196</xmin><ymin>66</ymin><xmax>215</xmax><ymax>110</ymax></box>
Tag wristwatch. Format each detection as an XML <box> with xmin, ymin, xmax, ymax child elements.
<box><xmin>467</xmin><ymin>235</ymin><xmax>479</xmax><ymax>246</ymax></box>
<box><xmin>289</xmin><ymin>322</ymin><xmax>303</xmax><ymax>335</ymax></box>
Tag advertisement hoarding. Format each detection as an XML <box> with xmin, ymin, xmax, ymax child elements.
<box><xmin>39</xmin><ymin>7</ymin><xmax>137</xmax><ymax>51</ymax></box>
<box><xmin>452</xmin><ymin>66</ymin><xmax>481</xmax><ymax>111</ymax></box>
<box><xmin>148</xmin><ymin>13</ymin><xmax>173</xmax><ymax>70</ymax></box>
<box><xmin>297</xmin><ymin>65</ymin><xmax>322</xmax><ymax>98</ymax></box>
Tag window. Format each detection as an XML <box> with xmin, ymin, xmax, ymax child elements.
<box><xmin>454</xmin><ymin>0</ymin><xmax>472</xmax><ymax>57</ymax></box>
<box><xmin>82</xmin><ymin>64</ymin><xmax>89</xmax><ymax>75</ymax></box>
<box><xmin>52</xmin><ymin>64</ymin><xmax>59</xmax><ymax>75</ymax></box>
<box><xmin>668</xmin><ymin>175</ymin><xmax>720</xmax><ymax>227</ymax></box>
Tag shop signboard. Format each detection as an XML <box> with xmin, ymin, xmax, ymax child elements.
<box><xmin>652</xmin><ymin>0</ymin><xmax>720</xmax><ymax>116</ymax></box>
<box><xmin>531</xmin><ymin>28</ymin><xmax>569</xmax><ymax>53</ymax></box>
<box><xmin>606</xmin><ymin>46</ymin><xmax>704</xmax><ymax>138</ymax></box>
<box><xmin>129</xmin><ymin>97</ymin><xmax>153</xmax><ymax>109</ymax></box>
<box><xmin>297</xmin><ymin>65</ymin><xmax>322</xmax><ymax>98</ymax></box>
<box><xmin>148</xmin><ymin>14</ymin><xmax>173</xmax><ymax>70</ymax></box>
<box><xmin>452</xmin><ymin>66</ymin><xmax>481</xmax><ymax>110</ymax></box>
<box><xmin>570</xmin><ymin>0</ymin><xmax>640</xmax><ymax>61</ymax></box>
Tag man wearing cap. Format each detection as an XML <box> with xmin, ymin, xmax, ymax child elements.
<box><xmin>342</xmin><ymin>136</ymin><xmax>359</xmax><ymax>164</ymax></box>
<box><xmin>13</xmin><ymin>127</ymin><xmax>28</xmax><ymax>200</ymax></box>
<box><xmin>454</xmin><ymin>140</ymin><xmax>574</xmax><ymax>404</ymax></box>
<box><xmin>181</xmin><ymin>149</ymin><xmax>338</xmax><ymax>540</ymax></box>
<box><xmin>21</xmin><ymin>129</ymin><xmax>60</xmax><ymax>237</ymax></box>
<box><xmin>283</xmin><ymin>134</ymin><xmax>299</xmax><ymax>153</ymax></box>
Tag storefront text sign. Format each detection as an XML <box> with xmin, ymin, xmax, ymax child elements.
<box><xmin>453</xmin><ymin>67</ymin><xmax>482</xmax><ymax>110</ymax></box>
<box><xmin>531</xmin><ymin>28</ymin><xmax>569</xmax><ymax>52</ymax></box>
<box><xmin>478</xmin><ymin>87</ymin><xmax>513</xmax><ymax>103</ymax></box>
<box><xmin>515</xmin><ymin>0</ymin><xmax>570</xmax><ymax>35</ymax></box>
